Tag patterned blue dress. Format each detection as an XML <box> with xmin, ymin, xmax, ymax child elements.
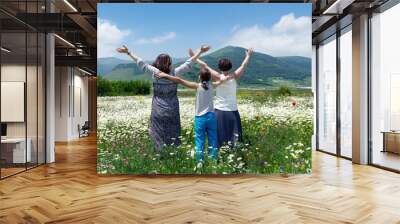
<box><xmin>150</xmin><ymin>82</ymin><xmax>180</xmax><ymax>150</ymax></box>
<box><xmin>137</xmin><ymin>58</ymin><xmax>193</xmax><ymax>151</ymax></box>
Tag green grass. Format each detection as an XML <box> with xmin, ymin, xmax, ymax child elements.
<box><xmin>97</xmin><ymin>115</ymin><xmax>312</xmax><ymax>174</ymax></box>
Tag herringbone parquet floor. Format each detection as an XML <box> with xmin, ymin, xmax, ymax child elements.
<box><xmin>1</xmin><ymin>136</ymin><xmax>400</xmax><ymax>224</ymax></box>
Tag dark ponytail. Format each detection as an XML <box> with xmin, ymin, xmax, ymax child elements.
<box><xmin>199</xmin><ymin>67</ymin><xmax>211</xmax><ymax>90</ymax></box>
<box><xmin>201</xmin><ymin>81</ymin><xmax>209</xmax><ymax>90</ymax></box>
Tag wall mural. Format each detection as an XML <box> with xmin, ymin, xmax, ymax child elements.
<box><xmin>97</xmin><ymin>3</ymin><xmax>313</xmax><ymax>175</ymax></box>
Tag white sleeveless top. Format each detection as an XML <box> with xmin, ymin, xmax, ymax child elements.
<box><xmin>215</xmin><ymin>74</ymin><xmax>237</xmax><ymax>111</ymax></box>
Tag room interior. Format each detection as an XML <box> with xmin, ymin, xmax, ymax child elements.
<box><xmin>312</xmin><ymin>0</ymin><xmax>400</xmax><ymax>172</ymax></box>
<box><xmin>0</xmin><ymin>0</ymin><xmax>96</xmax><ymax>179</ymax></box>
<box><xmin>0</xmin><ymin>0</ymin><xmax>399</xmax><ymax>222</ymax></box>
<box><xmin>0</xmin><ymin>29</ymin><xmax>46</xmax><ymax>177</ymax></box>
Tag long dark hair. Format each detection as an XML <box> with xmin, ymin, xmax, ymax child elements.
<box><xmin>152</xmin><ymin>54</ymin><xmax>172</xmax><ymax>74</ymax></box>
<box><xmin>199</xmin><ymin>67</ymin><xmax>211</xmax><ymax>90</ymax></box>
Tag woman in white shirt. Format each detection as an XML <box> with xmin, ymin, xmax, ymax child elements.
<box><xmin>192</xmin><ymin>48</ymin><xmax>253</xmax><ymax>148</ymax></box>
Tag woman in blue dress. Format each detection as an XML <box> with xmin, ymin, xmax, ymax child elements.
<box><xmin>116</xmin><ymin>45</ymin><xmax>209</xmax><ymax>151</ymax></box>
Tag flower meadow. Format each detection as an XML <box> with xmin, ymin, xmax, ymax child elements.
<box><xmin>97</xmin><ymin>90</ymin><xmax>313</xmax><ymax>175</ymax></box>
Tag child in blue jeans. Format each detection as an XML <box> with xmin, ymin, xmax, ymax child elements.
<box><xmin>155</xmin><ymin>59</ymin><xmax>225</xmax><ymax>162</ymax></box>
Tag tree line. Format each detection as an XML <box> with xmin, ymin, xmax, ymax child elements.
<box><xmin>97</xmin><ymin>76</ymin><xmax>151</xmax><ymax>96</ymax></box>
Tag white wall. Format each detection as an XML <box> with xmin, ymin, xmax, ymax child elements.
<box><xmin>55</xmin><ymin>67</ymin><xmax>89</xmax><ymax>141</ymax></box>
<box><xmin>72</xmin><ymin>73</ymin><xmax>89</xmax><ymax>138</ymax></box>
<box><xmin>1</xmin><ymin>65</ymin><xmax>26</xmax><ymax>139</ymax></box>
<box><xmin>55</xmin><ymin>66</ymin><xmax>70</xmax><ymax>141</ymax></box>
<box><xmin>1</xmin><ymin>63</ymin><xmax>46</xmax><ymax>164</ymax></box>
<box><xmin>1</xmin><ymin>82</ymin><xmax>25</xmax><ymax>122</ymax></box>
<box><xmin>1</xmin><ymin>65</ymin><xmax>26</xmax><ymax>81</ymax></box>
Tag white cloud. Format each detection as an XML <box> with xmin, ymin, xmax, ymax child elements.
<box><xmin>97</xmin><ymin>18</ymin><xmax>131</xmax><ymax>58</ymax></box>
<box><xmin>135</xmin><ymin>32</ymin><xmax>176</xmax><ymax>45</ymax></box>
<box><xmin>225</xmin><ymin>13</ymin><xmax>311</xmax><ymax>57</ymax></box>
<box><xmin>231</xmin><ymin>25</ymin><xmax>240</xmax><ymax>33</ymax></box>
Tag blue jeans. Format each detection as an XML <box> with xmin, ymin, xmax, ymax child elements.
<box><xmin>194</xmin><ymin>112</ymin><xmax>218</xmax><ymax>161</ymax></box>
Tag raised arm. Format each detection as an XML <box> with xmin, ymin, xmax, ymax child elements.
<box><xmin>188</xmin><ymin>48</ymin><xmax>221</xmax><ymax>81</ymax></box>
<box><xmin>116</xmin><ymin>45</ymin><xmax>160</xmax><ymax>76</ymax></box>
<box><xmin>174</xmin><ymin>45</ymin><xmax>210</xmax><ymax>76</ymax></box>
<box><xmin>212</xmin><ymin>80</ymin><xmax>224</xmax><ymax>88</ymax></box>
<box><xmin>212</xmin><ymin>75</ymin><xmax>228</xmax><ymax>87</ymax></box>
<box><xmin>155</xmin><ymin>72</ymin><xmax>199</xmax><ymax>89</ymax></box>
<box><xmin>234</xmin><ymin>48</ymin><xmax>253</xmax><ymax>79</ymax></box>
<box><xmin>116</xmin><ymin>45</ymin><xmax>140</xmax><ymax>62</ymax></box>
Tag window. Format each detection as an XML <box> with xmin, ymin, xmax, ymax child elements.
<box><xmin>317</xmin><ymin>35</ymin><xmax>337</xmax><ymax>154</ymax></box>
<box><xmin>370</xmin><ymin>3</ymin><xmax>400</xmax><ymax>171</ymax></box>
<box><xmin>339</xmin><ymin>27</ymin><xmax>352</xmax><ymax>158</ymax></box>
<box><xmin>0</xmin><ymin>1</ymin><xmax>46</xmax><ymax>179</ymax></box>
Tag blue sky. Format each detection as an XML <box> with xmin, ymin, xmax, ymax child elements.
<box><xmin>98</xmin><ymin>3</ymin><xmax>311</xmax><ymax>60</ymax></box>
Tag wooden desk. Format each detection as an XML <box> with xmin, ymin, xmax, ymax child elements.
<box><xmin>1</xmin><ymin>138</ymin><xmax>31</xmax><ymax>163</ymax></box>
<box><xmin>382</xmin><ymin>131</ymin><xmax>400</xmax><ymax>154</ymax></box>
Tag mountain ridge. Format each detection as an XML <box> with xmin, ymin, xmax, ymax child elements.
<box><xmin>97</xmin><ymin>46</ymin><xmax>311</xmax><ymax>87</ymax></box>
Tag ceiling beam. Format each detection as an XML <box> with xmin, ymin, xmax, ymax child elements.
<box><xmin>10</xmin><ymin>13</ymin><xmax>82</xmax><ymax>32</ymax></box>
<box><xmin>55</xmin><ymin>55</ymin><xmax>96</xmax><ymax>72</ymax></box>
<box><xmin>323</xmin><ymin>0</ymin><xmax>356</xmax><ymax>14</ymax></box>
<box><xmin>67</xmin><ymin>13</ymin><xmax>97</xmax><ymax>45</ymax></box>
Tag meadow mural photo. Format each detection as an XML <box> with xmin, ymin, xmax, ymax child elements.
<box><xmin>97</xmin><ymin>3</ymin><xmax>313</xmax><ymax>175</ymax></box>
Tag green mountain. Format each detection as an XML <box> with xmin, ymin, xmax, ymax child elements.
<box><xmin>97</xmin><ymin>57</ymin><xmax>131</xmax><ymax>76</ymax></box>
<box><xmin>98</xmin><ymin>46</ymin><xmax>311</xmax><ymax>87</ymax></box>
<box><xmin>103</xmin><ymin>62</ymin><xmax>152</xmax><ymax>81</ymax></box>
